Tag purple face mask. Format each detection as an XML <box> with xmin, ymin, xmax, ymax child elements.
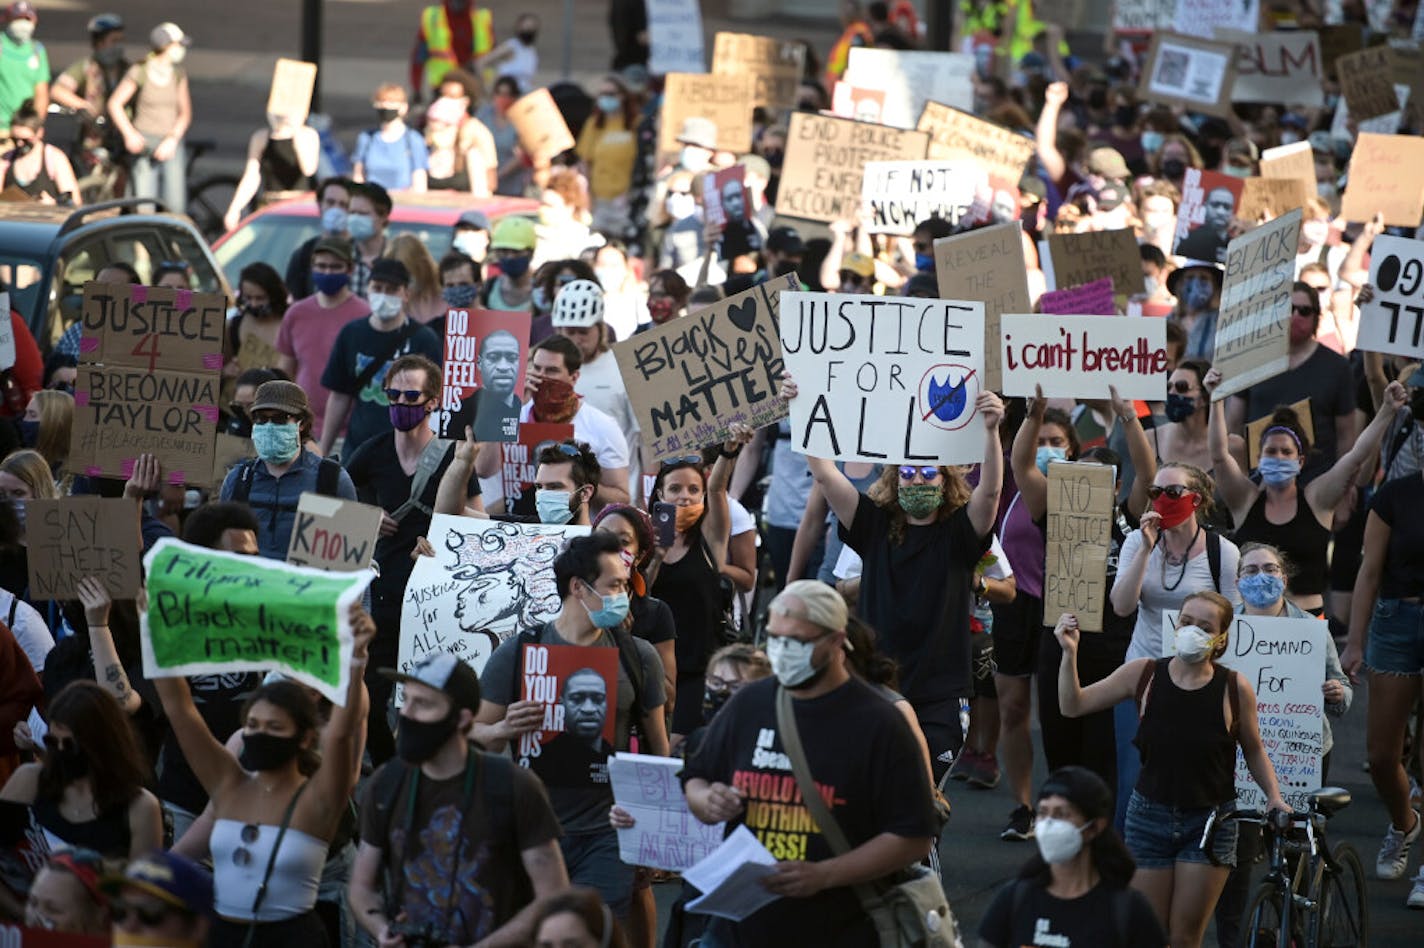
<box><xmin>389</xmin><ymin>402</ymin><xmax>429</xmax><ymax>432</ymax></box>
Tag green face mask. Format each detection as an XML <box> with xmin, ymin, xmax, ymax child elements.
<box><xmin>898</xmin><ymin>483</ymin><xmax>944</xmax><ymax>519</ymax></box>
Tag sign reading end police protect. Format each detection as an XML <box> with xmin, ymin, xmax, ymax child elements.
<box><xmin>779</xmin><ymin>293</ymin><xmax>986</xmax><ymax>464</ymax></box>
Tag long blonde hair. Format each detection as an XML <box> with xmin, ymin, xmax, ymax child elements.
<box><xmin>0</xmin><ymin>450</ymin><xmax>59</xmax><ymax>500</ymax></box>
<box><xmin>31</xmin><ymin>390</ymin><xmax>73</xmax><ymax>472</ymax></box>
<box><xmin>867</xmin><ymin>465</ymin><xmax>972</xmax><ymax>544</ymax></box>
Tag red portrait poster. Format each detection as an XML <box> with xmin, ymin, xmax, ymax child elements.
<box><xmin>517</xmin><ymin>643</ymin><xmax>621</xmax><ymax>786</ymax></box>
<box><xmin>439</xmin><ymin>308</ymin><xmax>531</xmax><ymax>441</ymax></box>
<box><xmin>1173</xmin><ymin>168</ymin><xmax>1245</xmax><ymax>265</ymax></box>
<box><xmin>499</xmin><ymin>421</ymin><xmax>574</xmax><ymax>514</ymax></box>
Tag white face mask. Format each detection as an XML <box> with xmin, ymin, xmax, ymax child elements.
<box><xmin>7</xmin><ymin>20</ymin><xmax>35</xmax><ymax>43</ymax></box>
<box><xmin>766</xmin><ymin>635</ymin><xmax>819</xmax><ymax>688</ymax></box>
<box><xmin>667</xmin><ymin>193</ymin><xmax>697</xmax><ymax>220</ymax></box>
<box><xmin>1173</xmin><ymin>624</ymin><xmax>1216</xmax><ymax>664</ymax></box>
<box><xmin>1034</xmin><ymin>817</ymin><xmax>1086</xmax><ymax>864</ymax></box>
<box><xmin>167</xmin><ymin>44</ymin><xmax>187</xmax><ymax>65</ymax></box>
<box><xmin>369</xmin><ymin>292</ymin><xmax>402</xmax><ymax>321</ymax></box>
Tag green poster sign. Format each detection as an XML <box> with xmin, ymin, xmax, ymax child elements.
<box><xmin>141</xmin><ymin>538</ymin><xmax>373</xmax><ymax>705</ymax></box>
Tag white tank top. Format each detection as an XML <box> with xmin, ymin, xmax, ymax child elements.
<box><xmin>210</xmin><ymin>818</ymin><xmax>326</xmax><ymax>920</ymax></box>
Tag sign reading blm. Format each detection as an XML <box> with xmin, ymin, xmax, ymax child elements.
<box><xmin>780</xmin><ymin>292</ymin><xmax>986</xmax><ymax>464</ymax></box>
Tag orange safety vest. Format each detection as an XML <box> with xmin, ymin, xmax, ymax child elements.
<box><xmin>420</xmin><ymin>4</ymin><xmax>494</xmax><ymax>90</ymax></box>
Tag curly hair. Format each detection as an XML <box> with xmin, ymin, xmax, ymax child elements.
<box><xmin>866</xmin><ymin>465</ymin><xmax>972</xmax><ymax>545</ymax></box>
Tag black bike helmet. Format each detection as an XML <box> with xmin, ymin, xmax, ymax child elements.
<box><xmin>87</xmin><ymin>13</ymin><xmax>123</xmax><ymax>40</ymax></box>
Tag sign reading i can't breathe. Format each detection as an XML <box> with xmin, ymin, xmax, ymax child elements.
<box><xmin>779</xmin><ymin>292</ymin><xmax>986</xmax><ymax>464</ymax></box>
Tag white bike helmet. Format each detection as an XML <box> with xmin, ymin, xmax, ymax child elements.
<box><xmin>551</xmin><ymin>279</ymin><xmax>605</xmax><ymax>328</ymax></box>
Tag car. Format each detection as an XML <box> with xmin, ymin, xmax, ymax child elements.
<box><xmin>212</xmin><ymin>190</ymin><xmax>540</xmax><ymax>290</ymax></box>
<box><xmin>0</xmin><ymin>198</ymin><xmax>231</xmax><ymax>355</ymax></box>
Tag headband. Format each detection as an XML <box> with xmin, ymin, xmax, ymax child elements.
<box><xmin>1261</xmin><ymin>425</ymin><xmax>1302</xmax><ymax>453</ymax></box>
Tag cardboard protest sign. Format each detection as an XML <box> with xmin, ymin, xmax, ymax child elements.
<box><xmin>917</xmin><ymin>102</ymin><xmax>1036</xmax><ymax>187</ymax></box>
<box><xmin>515</xmin><ymin>642</ymin><xmax>620</xmax><ymax>775</ymax></box>
<box><xmin>831</xmin><ymin>83</ymin><xmax>887</xmax><ymax>123</ymax></box>
<box><xmin>0</xmin><ymin>292</ymin><xmax>12</xmax><ymax>369</ymax></box>
<box><xmin>1239</xmin><ymin>176</ymin><xmax>1312</xmax><ymax>222</ymax></box>
<box><xmin>1046</xmin><ymin>228</ymin><xmax>1146</xmax><ymax>296</ymax></box>
<box><xmin>141</xmin><ymin>538</ymin><xmax>372</xmax><ymax>705</ymax></box>
<box><xmin>657</xmin><ymin>73</ymin><xmax>755</xmax><ymax>157</ymax></box>
<box><xmin>1260</xmin><ymin>141</ymin><xmax>1317</xmax><ymax>195</ymax></box>
<box><xmin>286</xmin><ymin>494</ymin><xmax>384</xmax><ymax>572</ymax></box>
<box><xmin>1174</xmin><ymin>169</ymin><xmax>1245</xmax><ymax>264</ymax></box>
<box><xmin>843</xmin><ymin>48</ymin><xmax>974</xmax><ymax>127</ymax></box>
<box><xmin>397</xmin><ymin>518</ymin><xmax>589</xmax><ymax>695</ymax></box>
<box><xmin>1113</xmin><ymin>0</ymin><xmax>1177</xmax><ymax>31</ymax></box>
<box><xmin>780</xmin><ymin>293</ymin><xmax>987</xmax><ymax>464</ymax></box>
<box><xmin>1172</xmin><ymin>0</ymin><xmax>1259</xmax><ymax>37</ymax></box>
<box><xmin>439</xmin><ymin>308</ymin><xmax>529</xmax><ymax>442</ymax></box>
<box><xmin>711</xmin><ymin>32</ymin><xmax>804</xmax><ymax>113</ymax></box>
<box><xmin>1139</xmin><ymin>32</ymin><xmax>1237</xmax><ymax>118</ymax></box>
<box><xmin>508</xmin><ymin>88</ymin><xmax>575</xmax><ymax>164</ymax></box>
<box><xmin>499</xmin><ymin>422</ymin><xmax>574</xmax><ymax>513</ymax></box>
<box><xmin>1336</xmin><ymin>46</ymin><xmax>1402</xmax><ymax>121</ymax></box>
<box><xmin>1317</xmin><ymin>24</ymin><xmax>1364</xmax><ymax>79</ymax></box>
<box><xmin>610</xmin><ymin>753</ymin><xmax>725</xmax><ymax>871</ymax></box>
<box><xmin>1001</xmin><ymin>314</ymin><xmax>1168</xmax><ymax>401</ymax></box>
<box><xmin>1358</xmin><ymin>235</ymin><xmax>1424</xmax><ymax>361</ymax></box>
<box><xmin>266</xmin><ymin>58</ymin><xmax>317</xmax><ymax>126</ymax></box>
<box><xmin>1044</xmin><ymin>462</ymin><xmax>1114</xmax><ymax>633</ymax></box>
<box><xmin>1338</xmin><ymin>133</ymin><xmax>1424</xmax><ymax>226</ymax></box>
<box><xmin>70</xmin><ymin>364</ymin><xmax>220</xmax><ymax>484</ymax></box>
<box><xmin>1332</xmin><ymin>81</ymin><xmax>1409</xmax><ymax>139</ymax></box>
<box><xmin>612</xmin><ymin>273</ymin><xmax>796</xmax><ymax>460</ymax></box>
<box><xmin>1164</xmin><ymin>611</ymin><xmax>1327</xmax><ymax>810</ymax></box>
<box><xmin>26</xmin><ymin>497</ymin><xmax>142</xmax><ymax>600</ymax></box>
<box><xmin>934</xmin><ymin>222</ymin><xmax>1031</xmax><ymax>394</ymax></box>
<box><xmin>79</xmin><ymin>282</ymin><xmax>225</xmax><ymax>374</ymax></box>
<box><xmin>1038</xmin><ymin>278</ymin><xmax>1116</xmax><ymax>316</ymax></box>
<box><xmin>1246</xmin><ymin>398</ymin><xmax>1313</xmax><ymax>469</ymax></box>
<box><xmin>776</xmin><ymin>113</ymin><xmax>929</xmax><ymax>224</ymax></box>
<box><xmin>647</xmin><ymin>0</ymin><xmax>705</xmax><ymax>75</ymax></box>
<box><xmin>235</xmin><ymin>332</ymin><xmax>280</xmax><ymax>372</ymax></box>
<box><xmin>1211</xmin><ymin>209</ymin><xmax>1302</xmax><ymax>400</ymax></box>
<box><xmin>860</xmin><ymin>160</ymin><xmax>986</xmax><ymax>235</ymax></box>
<box><xmin>1226</xmin><ymin>30</ymin><xmax>1323</xmax><ymax>106</ymax></box>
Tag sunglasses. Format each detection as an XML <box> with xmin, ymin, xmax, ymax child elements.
<box><xmin>1147</xmin><ymin>484</ymin><xmax>1196</xmax><ymax>500</ymax></box>
<box><xmin>704</xmin><ymin>674</ymin><xmax>746</xmax><ymax>694</ymax></box>
<box><xmin>42</xmin><ymin>734</ymin><xmax>75</xmax><ymax>754</ymax></box>
<box><xmin>232</xmin><ymin>823</ymin><xmax>261</xmax><ymax>867</ymax></box>
<box><xmin>1168</xmin><ymin>380</ymin><xmax>1197</xmax><ymax>395</ymax></box>
<box><xmin>251</xmin><ymin>412</ymin><xmax>298</xmax><ymax>426</ymax></box>
<box><xmin>110</xmin><ymin>899</ymin><xmax>183</xmax><ymax>928</ymax></box>
<box><xmin>1291</xmin><ymin>304</ymin><xmax>1318</xmax><ymax>316</ymax></box>
<box><xmin>548</xmin><ymin>442</ymin><xmax>581</xmax><ymax>458</ymax></box>
<box><xmin>665</xmin><ymin>454</ymin><xmax>704</xmax><ymax>466</ymax></box>
<box><xmin>383</xmin><ymin>388</ymin><xmax>426</xmax><ymax>404</ymax></box>
<box><xmin>899</xmin><ymin>465</ymin><xmax>940</xmax><ymax>481</ymax></box>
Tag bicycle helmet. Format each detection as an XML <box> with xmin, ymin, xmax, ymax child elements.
<box><xmin>87</xmin><ymin>13</ymin><xmax>123</xmax><ymax>38</ymax></box>
<box><xmin>551</xmin><ymin>279</ymin><xmax>605</xmax><ymax>328</ymax></box>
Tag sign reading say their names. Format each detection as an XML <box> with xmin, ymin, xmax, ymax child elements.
<box><xmin>1359</xmin><ymin>235</ymin><xmax>1424</xmax><ymax>360</ymax></box>
<box><xmin>934</xmin><ymin>222</ymin><xmax>1031</xmax><ymax>394</ymax></box>
<box><xmin>1045</xmin><ymin>462</ymin><xmax>1114</xmax><ymax>633</ymax></box>
<box><xmin>1047</xmin><ymin>228</ymin><xmax>1146</xmax><ymax>296</ymax></box>
<box><xmin>859</xmin><ymin>160</ymin><xmax>985</xmax><ymax>235</ymax></box>
<box><xmin>1163</xmin><ymin>611</ymin><xmax>1327</xmax><ymax>810</ymax></box>
<box><xmin>780</xmin><ymin>293</ymin><xmax>986</xmax><ymax>465</ymax></box>
<box><xmin>612</xmin><ymin>274</ymin><xmax>796</xmax><ymax>459</ymax></box>
<box><xmin>916</xmin><ymin>102</ymin><xmax>1036</xmax><ymax>185</ymax></box>
<box><xmin>776</xmin><ymin>113</ymin><xmax>928</xmax><ymax>224</ymax></box>
<box><xmin>657</xmin><ymin>72</ymin><xmax>755</xmax><ymax>157</ymax></box>
<box><xmin>1211</xmin><ymin>209</ymin><xmax>1302</xmax><ymax>400</ymax></box>
<box><xmin>609</xmin><ymin>753</ymin><xmax>725</xmax><ymax>871</ymax></box>
<box><xmin>142</xmin><ymin>538</ymin><xmax>372</xmax><ymax>705</ymax></box>
<box><xmin>1000</xmin><ymin>314</ymin><xmax>1168</xmax><ymax>401</ymax></box>
<box><xmin>711</xmin><ymin>32</ymin><xmax>804</xmax><ymax>113</ymax></box>
<box><xmin>843</xmin><ymin>48</ymin><xmax>974</xmax><ymax>127</ymax></box>
<box><xmin>646</xmin><ymin>0</ymin><xmax>705</xmax><ymax>75</ymax></box>
<box><xmin>286</xmin><ymin>493</ymin><xmax>384</xmax><ymax>573</ymax></box>
<box><xmin>27</xmin><ymin>497</ymin><xmax>143</xmax><ymax>600</ymax></box>
<box><xmin>80</xmin><ymin>282</ymin><xmax>225</xmax><ymax>374</ymax></box>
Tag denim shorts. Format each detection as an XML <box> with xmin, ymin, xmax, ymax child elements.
<box><xmin>1366</xmin><ymin>598</ymin><xmax>1424</xmax><ymax>675</ymax></box>
<box><xmin>1124</xmin><ymin>790</ymin><xmax>1238</xmax><ymax>868</ymax></box>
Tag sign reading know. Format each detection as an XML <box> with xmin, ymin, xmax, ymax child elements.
<box><xmin>711</xmin><ymin>32</ymin><xmax>804</xmax><ymax>113</ymax></box>
<box><xmin>508</xmin><ymin>88</ymin><xmax>575</xmax><ymax>164</ymax></box>
<box><xmin>1224</xmin><ymin>30</ymin><xmax>1324</xmax><ymax>106</ymax></box>
<box><xmin>1038</xmin><ymin>278</ymin><xmax>1116</xmax><ymax>316</ymax></box>
<box><xmin>1338</xmin><ymin>133</ymin><xmax>1424</xmax><ymax>226</ymax></box>
<box><xmin>26</xmin><ymin>497</ymin><xmax>142</xmax><ymax>600</ymax></box>
<box><xmin>1359</xmin><ymin>235</ymin><xmax>1424</xmax><ymax>360</ymax></box>
<box><xmin>657</xmin><ymin>72</ymin><xmax>755</xmax><ymax>157</ymax></box>
<box><xmin>843</xmin><ymin>48</ymin><xmax>975</xmax><ymax>127</ymax></box>
<box><xmin>1047</xmin><ymin>228</ymin><xmax>1146</xmax><ymax>296</ymax></box>
<box><xmin>1139</xmin><ymin>32</ymin><xmax>1237</xmax><ymax>117</ymax></box>
<box><xmin>141</xmin><ymin>538</ymin><xmax>372</xmax><ymax>705</ymax></box>
<box><xmin>612</xmin><ymin>273</ymin><xmax>796</xmax><ymax>460</ymax></box>
<box><xmin>610</xmin><ymin>753</ymin><xmax>725</xmax><ymax>871</ymax></box>
<box><xmin>934</xmin><ymin>221</ymin><xmax>1030</xmax><ymax>394</ymax></box>
<box><xmin>1044</xmin><ymin>462</ymin><xmax>1114</xmax><ymax>633</ymax></box>
<box><xmin>779</xmin><ymin>293</ymin><xmax>986</xmax><ymax>465</ymax></box>
<box><xmin>267</xmin><ymin>58</ymin><xmax>318</xmax><ymax>126</ymax></box>
<box><xmin>1211</xmin><ymin>209</ymin><xmax>1302</xmax><ymax>400</ymax></box>
<box><xmin>860</xmin><ymin>160</ymin><xmax>984</xmax><ymax>235</ymax></box>
<box><xmin>647</xmin><ymin>0</ymin><xmax>706</xmax><ymax>74</ymax></box>
<box><xmin>286</xmin><ymin>493</ymin><xmax>384</xmax><ymax>572</ymax></box>
<box><xmin>776</xmin><ymin>113</ymin><xmax>928</xmax><ymax>224</ymax></box>
<box><xmin>1164</xmin><ymin>611</ymin><xmax>1327</xmax><ymax>811</ymax></box>
<box><xmin>916</xmin><ymin>102</ymin><xmax>1036</xmax><ymax>184</ymax></box>
<box><xmin>1000</xmin><ymin>315</ymin><xmax>1168</xmax><ymax>401</ymax></box>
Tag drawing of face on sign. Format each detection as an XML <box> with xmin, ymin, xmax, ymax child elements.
<box><xmin>919</xmin><ymin>364</ymin><xmax>980</xmax><ymax>432</ymax></box>
<box><xmin>446</xmin><ymin>522</ymin><xmax>565</xmax><ymax>663</ymax></box>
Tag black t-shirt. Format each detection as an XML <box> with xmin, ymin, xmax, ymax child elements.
<box><xmin>359</xmin><ymin>753</ymin><xmax>561</xmax><ymax>946</ymax></box>
<box><xmin>841</xmin><ymin>495</ymin><xmax>989</xmax><ymax>704</ymax></box>
<box><xmin>682</xmin><ymin>676</ymin><xmax>938</xmax><ymax>945</ymax></box>
<box><xmin>157</xmin><ymin>672</ymin><xmax>261</xmax><ymax>814</ymax></box>
<box><xmin>320</xmin><ymin>316</ymin><xmax>442</xmax><ymax>457</ymax></box>
<box><xmin>1369</xmin><ymin>473</ymin><xmax>1424</xmax><ymax>598</ymax></box>
<box><xmin>978</xmin><ymin>879</ymin><xmax>1166</xmax><ymax>948</ymax></box>
<box><xmin>630</xmin><ymin>593</ymin><xmax>676</xmax><ymax>646</ymax></box>
<box><xmin>1241</xmin><ymin>345</ymin><xmax>1355</xmax><ymax>472</ymax></box>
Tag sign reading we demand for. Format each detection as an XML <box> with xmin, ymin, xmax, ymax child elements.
<box><xmin>141</xmin><ymin>538</ymin><xmax>373</xmax><ymax>705</ymax></box>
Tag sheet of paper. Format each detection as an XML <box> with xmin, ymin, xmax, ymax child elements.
<box><xmin>608</xmin><ymin>753</ymin><xmax>726</xmax><ymax>872</ymax></box>
<box><xmin>683</xmin><ymin>824</ymin><xmax>781</xmax><ymax>921</ymax></box>
<box><xmin>26</xmin><ymin>707</ymin><xmax>45</xmax><ymax>744</ymax></box>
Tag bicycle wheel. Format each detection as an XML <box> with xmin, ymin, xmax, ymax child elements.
<box><xmin>186</xmin><ymin>174</ymin><xmax>239</xmax><ymax>241</ymax></box>
<box><xmin>1241</xmin><ymin>884</ymin><xmax>1285</xmax><ymax>948</ymax></box>
<box><xmin>1317</xmin><ymin>841</ymin><xmax>1368</xmax><ymax>947</ymax></box>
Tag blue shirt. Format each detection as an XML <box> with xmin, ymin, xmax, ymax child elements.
<box><xmin>354</xmin><ymin>127</ymin><xmax>429</xmax><ymax>191</ymax></box>
<box><xmin>219</xmin><ymin>448</ymin><xmax>357</xmax><ymax>559</ymax></box>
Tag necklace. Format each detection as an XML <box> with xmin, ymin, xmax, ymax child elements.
<box><xmin>1160</xmin><ymin>523</ymin><xmax>1202</xmax><ymax>591</ymax></box>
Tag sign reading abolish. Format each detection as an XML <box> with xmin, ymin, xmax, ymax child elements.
<box><xmin>26</xmin><ymin>497</ymin><xmax>143</xmax><ymax>600</ymax></box>
<box><xmin>1045</xmin><ymin>462</ymin><xmax>1114</xmax><ymax>633</ymax></box>
<box><xmin>141</xmin><ymin>538</ymin><xmax>372</xmax><ymax>705</ymax></box>
<box><xmin>1164</xmin><ymin>611</ymin><xmax>1327</xmax><ymax>810</ymax></box>
<box><xmin>933</xmin><ymin>221</ymin><xmax>1030</xmax><ymax>393</ymax></box>
<box><xmin>609</xmin><ymin>753</ymin><xmax>725</xmax><ymax>871</ymax></box>
<box><xmin>612</xmin><ymin>273</ymin><xmax>796</xmax><ymax>459</ymax></box>
<box><xmin>860</xmin><ymin>160</ymin><xmax>984</xmax><ymax>235</ymax></box>
<box><xmin>657</xmin><ymin>73</ymin><xmax>755</xmax><ymax>157</ymax></box>
<box><xmin>780</xmin><ymin>292</ymin><xmax>986</xmax><ymax>464</ymax></box>
<box><xmin>711</xmin><ymin>32</ymin><xmax>804</xmax><ymax>113</ymax></box>
<box><xmin>286</xmin><ymin>493</ymin><xmax>384</xmax><ymax>572</ymax></box>
<box><xmin>1359</xmin><ymin>235</ymin><xmax>1424</xmax><ymax>360</ymax></box>
<box><xmin>1001</xmin><ymin>314</ymin><xmax>1168</xmax><ymax>401</ymax></box>
<box><xmin>1211</xmin><ymin>209</ymin><xmax>1301</xmax><ymax>400</ymax></box>
<box><xmin>916</xmin><ymin>102</ymin><xmax>1036</xmax><ymax>185</ymax></box>
<box><xmin>776</xmin><ymin>113</ymin><xmax>928</xmax><ymax>224</ymax></box>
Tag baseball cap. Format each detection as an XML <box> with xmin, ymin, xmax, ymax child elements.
<box><xmin>250</xmin><ymin>380</ymin><xmax>312</xmax><ymax>420</ymax></box>
<box><xmin>1087</xmin><ymin>147</ymin><xmax>1130</xmax><ymax>181</ymax></box>
<box><xmin>311</xmin><ymin>235</ymin><xmax>354</xmax><ymax>264</ymax></box>
<box><xmin>766</xmin><ymin>225</ymin><xmax>804</xmax><ymax>255</ymax></box>
<box><xmin>6</xmin><ymin>2</ymin><xmax>36</xmax><ymax>21</ymax></box>
<box><xmin>380</xmin><ymin>652</ymin><xmax>482</xmax><ymax>712</ymax></box>
<box><xmin>841</xmin><ymin>252</ymin><xmax>875</xmax><ymax>278</ymax></box>
<box><xmin>369</xmin><ymin>257</ymin><xmax>411</xmax><ymax>287</ymax></box>
<box><xmin>456</xmin><ymin>209</ymin><xmax>490</xmax><ymax>231</ymax></box>
<box><xmin>1166</xmin><ymin>261</ymin><xmax>1224</xmax><ymax>298</ymax></box>
<box><xmin>150</xmin><ymin>22</ymin><xmax>189</xmax><ymax>50</ymax></box>
<box><xmin>1038</xmin><ymin>766</ymin><xmax>1114</xmax><ymax>822</ymax></box>
<box><xmin>491</xmin><ymin>215</ymin><xmax>537</xmax><ymax>251</ymax></box>
<box><xmin>676</xmin><ymin>117</ymin><xmax>717</xmax><ymax>151</ymax></box>
<box><xmin>103</xmin><ymin>851</ymin><xmax>213</xmax><ymax>917</ymax></box>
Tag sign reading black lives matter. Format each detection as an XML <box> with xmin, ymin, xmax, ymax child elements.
<box><xmin>1211</xmin><ymin>209</ymin><xmax>1301</xmax><ymax>400</ymax></box>
<box><xmin>779</xmin><ymin>293</ymin><xmax>986</xmax><ymax>464</ymax></box>
<box><xmin>611</xmin><ymin>274</ymin><xmax>798</xmax><ymax>460</ymax></box>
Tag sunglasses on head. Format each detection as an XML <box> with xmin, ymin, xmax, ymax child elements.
<box><xmin>1147</xmin><ymin>484</ymin><xmax>1196</xmax><ymax>500</ymax></box>
<box><xmin>664</xmin><ymin>454</ymin><xmax>704</xmax><ymax>467</ymax></box>
<box><xmin>383</xmin><ymin>388</ymin><xmax>426</xmax><ymax>404</ymax></box>
<box><xmin>548</xmin><ymin>442</ymin><xmax>581</xmax><ymax>458</ymax></box>
<box><xmin>899</xmin><ymin>465</ymin><xmax>940</xmax><ymax>481</ymax></box>
<box><xmin>1168</xmin><ymin>380</ymin><xmax>1196</xmax><ymax>394</ymax></box>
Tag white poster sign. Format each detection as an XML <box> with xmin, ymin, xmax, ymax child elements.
<box><xmin>1000</xmin><ymin>314</ymin><xmax>1169</xmax><ymax>401</ymax></box>
<box><xmin>843</xmin><ymin>48</ymin><xmax>974</xmax><ymax>128</ymax></box>
<box><xmin>1226</xmin><ymin>30</ymin><xmax>1325</xmax><ymax>107</ymax></box>
<box><xmin>0</xmin><ymin>292</ymin><xmax>12</xmax><ymax>370</ymax></box>
<box><xmin>1359</xmin><ymin>235</ymin><xmax>1424</xmax><ymax>360</ymax></box>
<box><xmin>1173</xmin><ymin>0</ymin><xmax>1260</xmax><ymax>39</ymax></box>
<box><xmin>860</xmin><ymin>160</ymin><xmax>986</xmax><ymax>235</ymax></box>
<box><xmin>609</xmin><ymin>753</ymin><xmax>726</xmax><ymax>871</ymax></box>
<box><xmin>646</xmin><ymin>0</ymin><xmax>705</xmax><ymax>75</ymax></box>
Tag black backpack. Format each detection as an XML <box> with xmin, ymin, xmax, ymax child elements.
<box><xmin>229</xmin><ymin>455</ymin><xmax>343</xmax><ymax>512</ymax></box>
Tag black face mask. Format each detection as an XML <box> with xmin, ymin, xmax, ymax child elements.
<box><xmin>375</xmin><ymin>107</ymin><xmax>401</xmax><ymax>124</ymax></box>
<box><xmin>1161</xmin><ymin>158</ymin><xmax>1187</xmax><ymax>180</ymax></box>
<box><xmin>238</xmin><ymin>732</ymin><xmax>304</xmax><ymax>772</ymax></box>
<box><xmin>1411</xmin><ymin>389</ymin><xmax>1424</xmax><ymax>420</ymax></box>
<box><xmin>517</xmin><ymin>31</ymin><xmax>538</xmax><ymax>45</ymax></box>
<box><xmin>1165</xmin><ymin>393</ymin><xmax>1197</xmax><ymax>423</ymax></box>
<box><xmin>702</xmin><ymin>688</ymin><xmax>731</xmax><ymax>724</ymax></box>
<box><xmin>1114</xmin><ymin>106</ymin><xmax>1136</xmax><ymax>128</ymax></box>
<box><xmin>396</xmin><ymin>712</ymin><xmax>459</xmax><ymax>764</ymax></box>
<box><xmin>47</xmin><ymin>742</ymin><xmax>89</xmax><ymax>783</ymax></box>
<box><xmin>772</xmin><ymin>259</ymin><xmax>799</xmax><ymax>277</ymax></box>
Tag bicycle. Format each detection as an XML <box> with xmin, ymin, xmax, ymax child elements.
<box><xmin>1203</xmin><ymin>787</ymin><xmax>1368</xmax><ymax>947</ymax></box>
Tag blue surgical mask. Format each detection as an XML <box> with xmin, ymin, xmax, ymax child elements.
<box><xmin>914</xmin><ymin>252</ymin><xmax>935</xmax><ymax>273</ymax></box>
<box><xmin>321</xmin><ymin>206</ymin><xmax>348</xmax><ymax>233</ymax></box>
<box><xmin>1036</xmin><ymin>445</ymin><xmax>1068</xmax><ymax>475</ymax></box>
<box><xmin>252</xmin><ymin>422</ymin><xmax>302</xmax><ymax>464</ymax></box>
<box><xmin>1183</xmin><ymin>278</ymin><xmax>1213</xmax><ymax>310</ymax></box>
<box><xmin>536</xmin><ymin>489</ymin><xmax>575</xmax><ymax>525</ymax></box>
<box><xmin>1238</xmin><ymin>571</ymin><xmax>1286</xmax><ymax>609</ymax></box>
<box><xmin>597</xmin><ymin>94</ymin><xmax>621</xmax><ymax>114</ymax></box>
<box><xmin>347</xmin><ymin>213</ymin><xmax>375</xmax><ymax>241</ymax></box>
<box><xmin>499</xmin><ymin>254</ymin><xmax>531</xmax><ymax>279</ymax></box>
<box><xmin>1258</xmin><ymin>456</ymin><xmax>1300</xmax><ymax>486</ymax></box>
<box><xmin>311</xmin><ymin>270</ymin><xmax>350</xmax><ymax>296</ymax></box>
<box><xmin>442</xmin><ymin>284</ymin><xmax>478</xmax><ymax>308</ymax></box>
<box><xmin>581</xmin><ymin>587</ymin><xmax>630</xmax><ymax>628</ymax></box>
<box><xmin>1140</xmin><ymin>130</ymin><xmax>1164</xmax><ymax>153</ymax></box>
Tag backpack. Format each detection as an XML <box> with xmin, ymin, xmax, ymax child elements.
<box><xmin>229</xmin><ymin>455</ymin><xmax>343</xmax><ymax>512</ymax></box>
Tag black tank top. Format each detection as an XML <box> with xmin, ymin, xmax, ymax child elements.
<box><xmin>260</xmin><ymin>135</ymin><xmax>308</xmax><ymax>192</ymax></box>
<box><xmin>1234</xmin><ymin>491</ymin><xmax>1330</xmax><ymax>595</ymax></box>
<box><xmin>428</xmin><ymin>169</ymin><xmax>471</xmax><ymax>191</ymax></box>
<box><xmin>1134</xmin><ymin>659</ymin><xmax>1237</xmax><ymax>808</ymax></box>
<box><xmin>32</xmin><ymin>795</ymin><xmax>133</xmax><ymax>858</ymax></box>
<box><xmin>651</xmin><ymin>536</ymin><xmax>723</xmax><ymax>675</ymax></box>
<box><xmin>3</xmin><ymin>148</ymin><xmax>61</xmax><ymax>202</ymax></box>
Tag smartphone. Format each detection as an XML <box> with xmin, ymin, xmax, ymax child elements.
<box><xmin>653</xmin><ymin>502</ymin><xmax>677</xmax><ymax>548</ymax></box>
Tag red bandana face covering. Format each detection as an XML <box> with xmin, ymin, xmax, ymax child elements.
<box><xmin>1152</xmin><ymin>492</ymin><xmax>1198</xmax><ymax>529</ymax></box>
<box><xmin>533</xmin><ymin>378</ymin><xmax>580</xmax><ymax>423</ymax></box>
